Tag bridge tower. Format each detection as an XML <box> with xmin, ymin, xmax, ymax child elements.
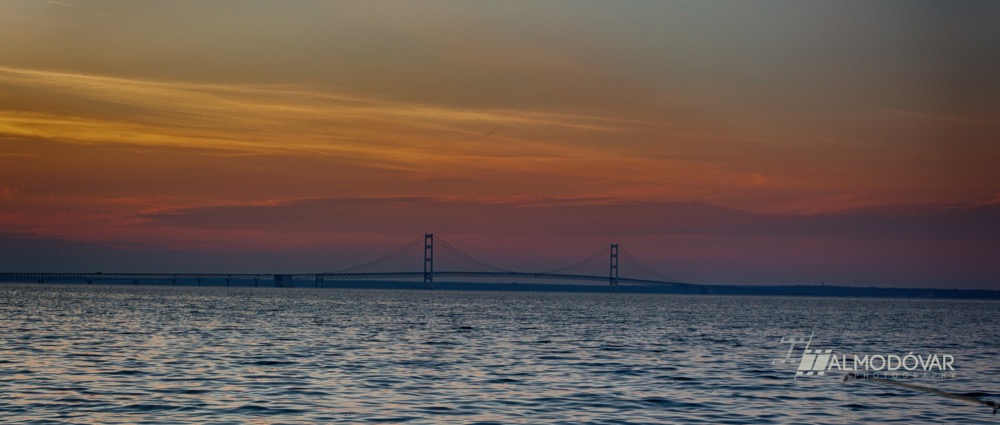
<box><xmin>423</xmin><ymin>233</ymin><xmax>434</xmax><ymax>289</ymax></box>
<box><xmin>609</xmin><ymin>243</ymin><xmax>619</xmax><ymax>291</ymax></box>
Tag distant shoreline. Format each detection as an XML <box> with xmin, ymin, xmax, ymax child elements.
<box><xmin>2</xmin><ymin>279</ymin><xmax>997</xmax><ymax>300</ymax></box>
<box><xmin>310</xmin><ymin>280</ymin><xmax>1000</xmax><ymax>299</ymax></box>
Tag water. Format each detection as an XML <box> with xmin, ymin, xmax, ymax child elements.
<box><xmin>1</xmin><ymin>284</ymin><xmax>997</xmax><ymax>424</ymax></box>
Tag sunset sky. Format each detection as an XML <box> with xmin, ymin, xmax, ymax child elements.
<box><xmin>1</xmin><ymin>1</ymin><xmax>998</xmax><ymax>288</ymax></box>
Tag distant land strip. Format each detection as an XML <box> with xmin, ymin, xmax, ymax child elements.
<box><xmin>0</xmin><ymin>272</ymin><xmax>997</xmax><ymax>299</ymax></box>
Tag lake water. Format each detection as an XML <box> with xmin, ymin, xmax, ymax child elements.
<box><xmin>1</xmin><ymin>284</ymin><xmax>997</xmax><ymax>424</ymax></box>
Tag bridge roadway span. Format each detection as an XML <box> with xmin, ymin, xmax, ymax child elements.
<box><xmin>0</xmin><ymin>271</ymin><xmax>691</xmax><ymax>288</ymax></box>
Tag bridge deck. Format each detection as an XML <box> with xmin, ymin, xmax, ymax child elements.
<box><xmin>0</xmin><ymin>271</ymin><xmax>690</xmax><ymax>287</ymax></box>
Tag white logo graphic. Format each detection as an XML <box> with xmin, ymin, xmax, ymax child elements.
<box><xmin>773</xmin><ymin>332</ymin><xmax>956</xmax><ymax>379</ymax></box>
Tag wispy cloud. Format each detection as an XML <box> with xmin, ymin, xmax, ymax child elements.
<box><xmin>3</xmin><ymin>65</ymin><xmax>781</xmax><ymax>208</ymax></box>
<box><xmin>0</xmin><ymin>66</ymin><xmax>637</xmax><ymax>165</ymax></box>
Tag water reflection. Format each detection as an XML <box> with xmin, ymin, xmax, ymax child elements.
<box><xmin>0</xmin><ymin>284</ymin><xmax>997</xmax><ymax>424</ymax></box>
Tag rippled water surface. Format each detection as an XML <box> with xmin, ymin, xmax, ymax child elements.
<box><xmin>1</xmin><ymin>284</ymin><xmax>998</xmax><ymax>424</ymax></box>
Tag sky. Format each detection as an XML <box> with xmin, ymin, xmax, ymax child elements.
<box><xmin>1</xmin><ymin>0</ymin><xmax>998</xmax><ymax>288</ymax></box>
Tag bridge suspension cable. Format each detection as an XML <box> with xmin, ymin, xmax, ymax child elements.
<box><xmin>320</xmin><ymin>234</ymin><xmax>679</xmax><ymax>285</ymax></box>
<box><xmin>326</xmin><ymin>235</ymin><xmax>424</xmax><ymax>273</ymax></box>
<box><xmin>3</xmin><ymin>234</ymin><xmax>689</xmax><ymax>288</ymax></box>
<box><xmin>619</xmin><ymin>246</ymin><xmax>677</xmax><ymax>282</ymax></box>
<box><xmin>435</xmin><ymin>237</ymin><xmax>514</xmax><ymax>273</ymax></box>
<box><xmin>537</xmin><ymin>245</ymin><xmax>611</xmax><ymax>275</ymax></box>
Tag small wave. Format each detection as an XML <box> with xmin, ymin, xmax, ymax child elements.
<box><xmin>418</xmin><ymin>406</ymin><xmax>455</xmax><ymax>412</ymax></box>
<box><xmin>115</xmin><ymin>403</ymin><xmax>186</xmax><ymax>413</ymax></box>
<box><xmin>223</xmin><ymin>404</ymin><xmax>310</xmax><ymax>415</ymax></box>
<box><xmin>103</xmin><ymin>369</ymin><xmax>147</xmax><ymax>376</ymax></box>
<box><xmin>484</xmin><ymin>377</ymin><xmax>521</xmax><ymax>384</ymax></box>
<box><xmin>640</xmin><ymin>397</ymin><xmax>704</xmax><ymax>409</ymax></box>
<box><xmin>367</xmin><ymin>416</ymin><xmax>420</xmax><ymax>422</ymax></box>
<box><xmin>842</xmin><ymin>403</ymin><xmax>871</xmax><ymax>410</ymax></box>
<box><xmin>958</xmin><ymin>391</ymin><xmax>994</xmax><ymax>398</ymax></box>
<box><xmin>54</xmin><ymin>397</ymin><xmax>93</xmax><ymax>404</ymax></box>
<box><xmin>248</xmin><ymin>360</ymin><xmax>297</xmax><ymax>366</ymax></box>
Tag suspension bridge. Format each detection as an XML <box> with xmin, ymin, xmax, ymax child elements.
<box><xmin>0</xmin><ymin>234</ymin><xmax>692</xmax><ymax>290</ymax></box>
